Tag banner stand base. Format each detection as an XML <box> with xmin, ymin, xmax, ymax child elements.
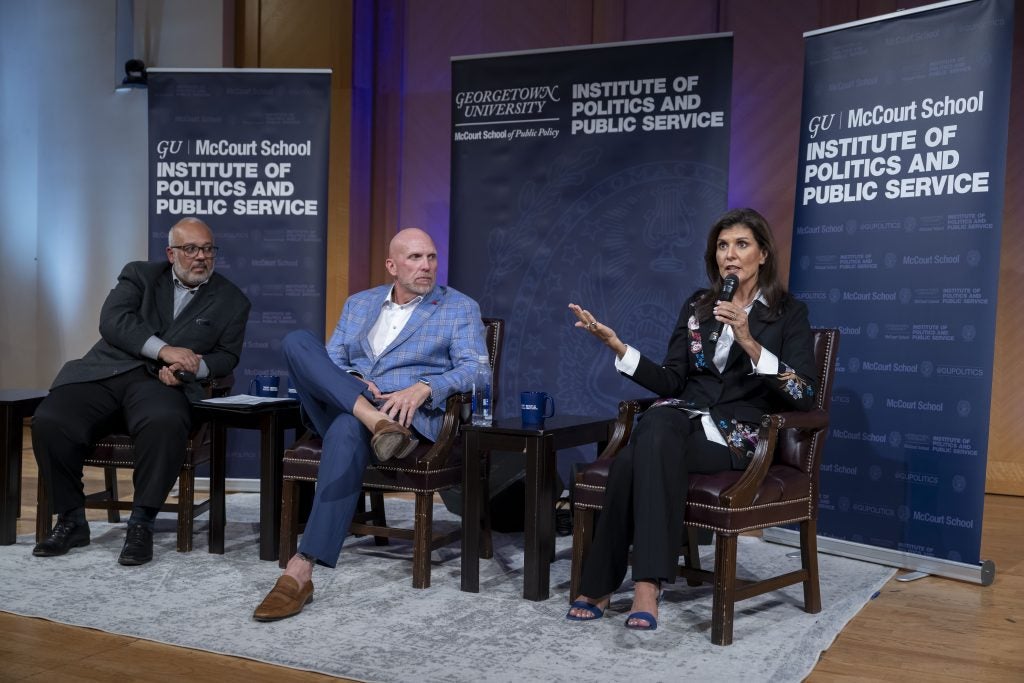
<box><xmin>762</xmin><ymin>527</ymin><xmax>995</xmax><ymax>586</ymax></box>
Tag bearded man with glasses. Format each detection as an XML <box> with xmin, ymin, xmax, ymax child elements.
<box><xmin>31</xmin><ymin>217</ymin><xmax>250</xmax><ymax>566</ymax></box>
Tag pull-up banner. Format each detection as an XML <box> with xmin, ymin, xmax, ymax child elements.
<box><xmin>449</xmin><ymin>37</ymin><xmax>733</xmax><ymax>474</ymax></box>
<box><xmin>147</xmin><ymin>69</ymin><xmax>331</xmax><ymax>479</ymax></box>
<box><xmin>789</xmin><ymin>0</ymin><xmax>1013</xmax><ymax>566</ymax></box>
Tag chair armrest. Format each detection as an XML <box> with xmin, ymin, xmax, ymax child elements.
<box><xmin>420</xmin><ymin>392</ymin><xmax>471</xmax><ymax>465</ymax></box>
<box><xmin>596</xmin><ymin>397</ymin><xmax>659</xmax><ymax>461</ymax></box>
<box><xmin>766</xmin><ymin>408</ymin><xmax>829</xmax><ymax>432</ymax></box>
<box><xmin>720</xmin><ymin>408</ymin><xmax>829</xmax><ymax>508</ymax></box>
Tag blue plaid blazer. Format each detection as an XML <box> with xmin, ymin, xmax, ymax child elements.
<box><xmin>326</xmin><ymin>284</ymin><xmax>486</xmax><ymax>441</ymax></box>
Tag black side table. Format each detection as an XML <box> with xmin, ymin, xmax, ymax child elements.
<box><xmin>191</xmin><ymin>400</ymin><xmax>303</xmax><ymax>560</ymax></box>
<box><xmin>461</xmin><ymin>414</ymin><xmax>613</xmax><ymax>601</ymax></box>
<box><xmin>1</xmin><ymin>390</ymin><xmax>48</xmax><ymax>545</ymax></box>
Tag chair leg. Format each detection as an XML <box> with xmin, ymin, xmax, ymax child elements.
<box><xmin>176</xmin><ymin>469</ymin><xmax>195</xmax><ymax>552</ymax></box>
<box><xmin>569</xmin><ymin>506</ymin><xmax>595</xmax><ymax>602</ymax></box>
<box><xmin>683</xmin><ymin>526</ymin><xmax>702</xmax><ymax>586</ymax></box>
<box><xmin>36</xmin><ymin>477</ymin><xmax>52</xmax><ymax>542</ymax></box>
<box><xmin>412</xmin><ymin>492</ymin><xmax>433</xmax><ymax>589</ymax></box>
<box><xmin>279</xmin><ymin>479</ymin><xmax>300</xmax><ymax>569</ymax></box>
<box><xmin>104</xmin><ymin>467</ymin><xmax>120</xmax><ymax>523</ymax></box>
<box><xmin>801</xmin><ymin>518</ymin><xmax>822</xmax><ymax>613</ymax></box>
<box><xmin>353</xmin><ymin>493</ymin><xmax>367</xmax><ymax>537</ymax></box>
<box><xmin>369</xmin><ymin>491</ymin><xmax>389</xmax><ymax>546</ymax></box>
<box><xmin>710</xmin><ymin>533</ymin><xmax>738</xmax><ymax>646</ymax></box>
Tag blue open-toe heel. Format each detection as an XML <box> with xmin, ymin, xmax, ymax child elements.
<box><xmin>624</xmin><ymin>611</ymin><xmax>658</xmax><ymax>630</ymax></box>
<box><xmin>565</xmin><ymin>600</ymin><xmax>606</xmax><ymax>621</ymax></box>
<box><xmin>625</xmin><ymin>584</ymin><xmax>662</xmax><ymax>630</ymax></box>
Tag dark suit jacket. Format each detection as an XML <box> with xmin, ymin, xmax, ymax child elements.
<box><xmin>51</xmin><ymin>261</ymin><xmax>251</xmax><ymax>402</ymax></box>
<box><xmin>628</xmin><ymin>290</ymin><xmax>818</xmax><ymax>468</ymax></box>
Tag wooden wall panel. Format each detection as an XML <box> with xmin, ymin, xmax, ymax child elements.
<box><xmin>987</xmin><ymin>3</ymin><xmax>1024</xmax><ymax>495</ymax></box>
<box><xmin>720</xmin><ymin>0</ymin><xmax>820</xmax><ymax>284</ymax></box>
<box><xmin>234</xmin><ymin>0</ymin><xmax>354</xmax><ymax>335</ymax></box>
<box><xmin>622</xmin><ymin>0</ymin><xmax>719</xmax><ymax>39</ymax></box>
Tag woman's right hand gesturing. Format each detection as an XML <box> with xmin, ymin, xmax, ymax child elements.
<box><xmin>568</xmin><ymin>303</ymin><xmax>627</xmax><ymax>358</ymax></box>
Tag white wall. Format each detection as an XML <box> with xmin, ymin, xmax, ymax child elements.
<box><xmin>0</xmin><ymin>0</ymin><xmax>224</xmax><ymax>389</ymax></box>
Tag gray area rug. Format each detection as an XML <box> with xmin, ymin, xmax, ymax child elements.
<box><xmin>1</xmin><ymin>495</ymin><xmax>894</xmax><ymax>682</ymax></box>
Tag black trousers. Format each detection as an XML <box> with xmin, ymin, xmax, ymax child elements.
<box><xmin>578</xmin><ymin>406</ymin><xmax>735</xmax><ymax>597</ymax></box>
<box><xmin>32</xmin><ymin>367</ymin><xmax>192</xmax><ymax>515</ymax></box>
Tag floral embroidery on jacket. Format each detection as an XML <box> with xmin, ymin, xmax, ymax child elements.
<box><xmin>778</xmin><ymin>362</ymin><xmax>813</xmax><ymax>400</ymax></box>
<box><xmin>687</xmin><ymin>314</ymin><xmax>706</xmax><ymax>369</ymax></box>
<box><xmin>718</xmin><ymin>418</ymin><xmax>759</xmax><ymax>459</ymax></box>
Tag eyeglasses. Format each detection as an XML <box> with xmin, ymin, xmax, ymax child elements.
<box><xmin>170</xmin><ymin>244</ymin><xmax>219</xmax><ymax>258</ymax></box>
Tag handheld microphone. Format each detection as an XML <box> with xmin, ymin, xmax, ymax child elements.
<box><xmin>173</xmin><ymin>369</ymin><xmax>197</xmax><ymax>383</ymax></box>
<box><xmin>707</xmin><ymin>274</ymin><xmax>739</xmax><ymax>343</ymax></box>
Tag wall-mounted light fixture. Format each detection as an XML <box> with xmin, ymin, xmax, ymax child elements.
<box><xmin>121</xmin><ymin>58</ymin><xmax>147</xmax><ymax>88</ymax></box>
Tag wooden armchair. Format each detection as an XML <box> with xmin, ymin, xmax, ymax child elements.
<box><xmin>570</xmin><ymin>328</ymin><xmax>839</xmax><ymax>645</ymax></box>
<box><xmin>278</xmin><ymin>317</ymin><xmax>504</xmax><ymax>588</ymax></box>
<box><xmin>35</xmin><ymin>375</ymin><xmax>233</xmax><ymax>553</ymax></box>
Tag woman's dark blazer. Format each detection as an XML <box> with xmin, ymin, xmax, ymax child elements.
<box><xmin>627</xmin><ymin>290</ymin><xmax>818</xmax><ymax>469</ymax></box>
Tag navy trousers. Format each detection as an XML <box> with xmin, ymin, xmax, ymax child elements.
<box><xmin>285</xmin><ymin>329</ymin><xmax>404</xmax><ymax>567</ymax></box>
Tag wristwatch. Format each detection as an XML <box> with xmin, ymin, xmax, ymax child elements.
<box><xmin>418</xmin><ymin>377</ymin><xmax>432</xmax><ymax>406</ymax></box>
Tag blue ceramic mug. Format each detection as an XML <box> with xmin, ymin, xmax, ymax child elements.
<box><xmin>520</xmin><ymin>391</ymin><xmax>555</xmax><ymax>425</ymax></box>
<box><xmin>248</xmin><ymin>375</ymin><xmax>280</xmax><ymax>398</ymax></box>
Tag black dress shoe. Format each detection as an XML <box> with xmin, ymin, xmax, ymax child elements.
<box><xmin>33</xmin><ymin>517</ymin><xmax>91</xmax><ymax>557</ymax></box>
<box><xmin>118</xmin><ymin>523</ymin><xmax>154</xmax><ymax>566</ymax></box>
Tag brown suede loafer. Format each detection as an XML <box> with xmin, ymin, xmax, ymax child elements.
<box><xmin>252</xmin><ymin>575</ymin><xmax>314</xmax><ymax>622</ymax></box>
<box><xmin>370</xmin><ymin>419</ymin><xmax>419</xmax><ymax>461</ymax></box>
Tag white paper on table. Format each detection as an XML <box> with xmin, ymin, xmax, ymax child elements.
<box><xmin>199</xmin><ymin>394</ymin><xmax>297</xmax><ymax>406</ymax></box>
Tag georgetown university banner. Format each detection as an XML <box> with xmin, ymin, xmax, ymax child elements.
<box><xmin>449</xmin><ymin>37</ymin><xmax>732</xmax><ymax>479</ymax></box>
<box><xmin>786</xmin><ymin>0</ymin><xmax>1013</xmax><ymax>571</ymax></box>
<box><xmin>147</xmin><ymin>69</ymin><xmax>331</xmax><ymax>479</ymax></box>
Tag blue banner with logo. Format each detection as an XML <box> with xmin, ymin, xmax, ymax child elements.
<box><xmin>450</xmin><ymin>37</ymin><xmax>733</xmax><ymax>480</ymax></box>
<box><xmin>789</xmin><ymin>0</ymin><xmax>1013</xmax><ymax>564</ymax></box>
<box><xmin>147</xmin><ymin>69</ymin><xmax>331</xmax><ymax>479</ymax></box>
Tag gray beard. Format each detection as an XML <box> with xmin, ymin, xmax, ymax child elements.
<box><xmin>173</xmin><ymin>262</ymin><xmax>213</xmax><ymax>287</ymax></box>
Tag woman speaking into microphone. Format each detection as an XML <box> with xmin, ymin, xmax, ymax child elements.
<box><xmin>565</xmin><ymin>207</ymin><xmax>818</xmax><ymax>631</ymax></box>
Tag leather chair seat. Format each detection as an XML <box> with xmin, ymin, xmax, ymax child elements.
<box><xmin>282</xmin><ymin>436</ymin><xmax>465</xmax><ymax>494</ymax></box>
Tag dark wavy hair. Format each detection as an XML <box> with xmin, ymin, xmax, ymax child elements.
<box><xmin>694</xmin><ymin>208</ymin><xmax>788</xmax><ymax>322</ymax></box>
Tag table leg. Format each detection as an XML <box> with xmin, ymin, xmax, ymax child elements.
<box><xmin>0</xmin><ymin>406</ymin><xmax>20</xmax><ymax>545</ymax></box>
<box><xmin>208</xmin><ymin>420</ymin><xmax>227</xmax><ymax>554</ymax></box>
<box><xmin>258</xmin><ymin>412</ymin><xmax>286</xmax><ymax>561</ymax></box>
<box><xmin>523</xmin><ymin>433</ymin><xmax>555</xmax><ymax>601</ymax></box>
<box><xmin>461</xmin><ymin>430</ymin><xmax>482</xmax><ymax>593</ymax></box>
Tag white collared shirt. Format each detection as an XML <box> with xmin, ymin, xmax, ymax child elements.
<box><xmin>368</xmin><ymin>285</ymin><xmax>424</xmax><ymax>358</ymax></box>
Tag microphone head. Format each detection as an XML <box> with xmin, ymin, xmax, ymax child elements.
<box><xmin>173</xmin><ymin>369</ymin><xmax>197</xmax><ymax>383</ymax></box>
<box><xmin>720</xmin><ymin>274</ymin><xmax>739</xmax><ymax>300</ymax></box>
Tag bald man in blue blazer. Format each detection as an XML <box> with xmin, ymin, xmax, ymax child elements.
<box><xmin>254</xmin><ymin>227</ymin><xmax>486</xmax><ymax>621</ymax></box>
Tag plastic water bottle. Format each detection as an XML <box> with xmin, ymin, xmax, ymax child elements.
<box><xmin>471</xmin><ymin>354</ymin><xmax>492</xmax><ymax>426</ymax></box>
